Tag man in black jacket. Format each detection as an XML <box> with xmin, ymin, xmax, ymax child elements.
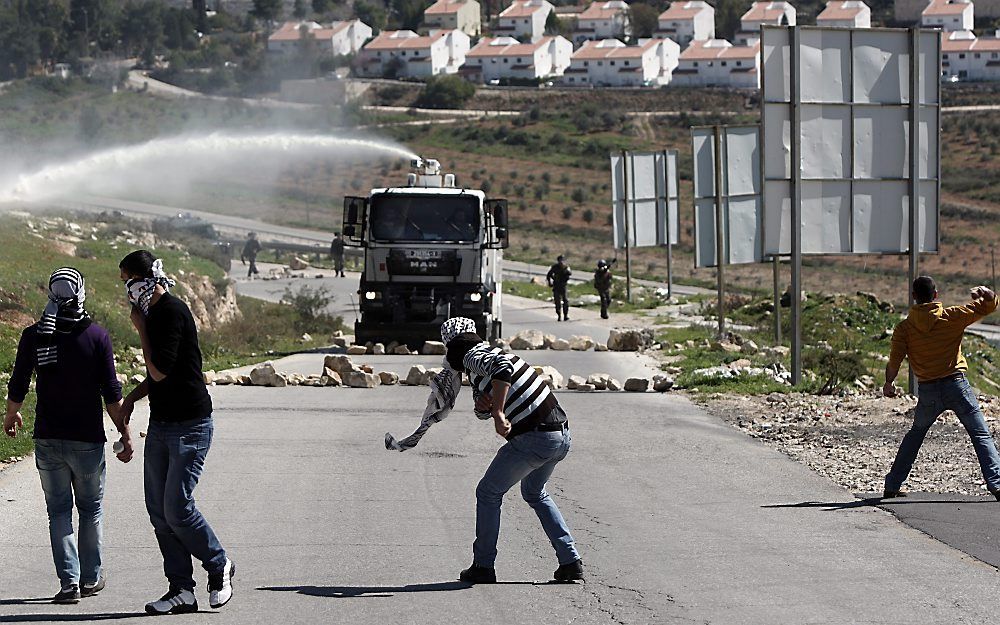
<box><xmin>546</xmin><ymin>255</ymin><xmax>572</xmax><ymax>321</ymax></box>
<box><xmin>593</xmin><ymin>258</ymin><xmax>616</xmax><ymax>320</ymax></box>
<box><xmin>329</xmin><ymin>233</ymin><xmax>346</xmax><ymax>277</ymax></box>
<box><xmin>119</xmin><ymin>250</ymin><xmax>234</xmax><ymax>615</ymax></box>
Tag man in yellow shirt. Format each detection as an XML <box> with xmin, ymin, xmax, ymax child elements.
<box><xmin>883</xmin><ymin>276</ymin><xmax>1000</xmax><ymax>499</ymax></box>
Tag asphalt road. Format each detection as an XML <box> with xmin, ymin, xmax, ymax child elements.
<box><xmin>5</xmin><ymin>269</ymin><xmax>1000</xmax><ymax>623</ymax></box>
<box><xmin>5</xmin><ymin>381</ymin><xmax>1000</xmax><ymax>623</ymax></box>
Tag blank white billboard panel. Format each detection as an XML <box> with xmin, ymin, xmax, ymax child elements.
<box><xmin>692</xmin><ymin>125</ymin><xmax>764</xmax><ymax>268</ymax></box>
<box><xmin>611</xmin><ymin>150</ymin><xmax>680</xmax><ymax>249</ymax></box>
<box><xmin>761</xmin><ymin>25</ymin><xmax>940</xmax><ymax>256</ymax></box>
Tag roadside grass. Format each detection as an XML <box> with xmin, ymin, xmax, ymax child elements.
<box><xmin>200</xmin><ymin>295</ymin><xmax>343</xmax><ymax>372</ymax></box>
<box><xmin>0</xmin><ymin>214</ymin><xmax>346</xmax><ymax>462</ymax></box>
<box><xmin>0</xmin><ymin>395</ymin><xmax>35</xmax><ymax>463</ymax></box>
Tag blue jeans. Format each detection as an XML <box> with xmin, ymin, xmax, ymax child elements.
<box><xmin>886</xmin><ymin>374</ymin><xmax>1000</xmax><ymax>492</ymax></box>
<box><xmin>34</xmin><ymin>439</ymin><xmax>106</xmax><ymax>587</ymax></box>
<box><xmin>474</xmin><ymin>428</ymin><xmax>579</xmax><ymax>568</ymax></box>
<box><xmin>144</xmin><ymin>417</ymin><xmax>227</xmax><ymax>591</ymax></box>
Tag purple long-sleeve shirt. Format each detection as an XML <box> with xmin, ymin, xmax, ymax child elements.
<box><xmin>7</xmin><ymin>321</ymin><xmax>123</xmax><ymax>443</ymax></box>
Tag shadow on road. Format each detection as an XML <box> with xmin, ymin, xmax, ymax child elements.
<box><xmin>0</xmin><ymin>613</ymin><xmax>152</xmax><ymax>622</ymax></box>
<box><xmin>258</xmin><ymin>580</ymin><xmax>547</xmax><ymax>598</ymax></box>
<box><xmin>763</xmin><ymin>495</ymin><xmax>999</xmax><ymax>511</ymax></box>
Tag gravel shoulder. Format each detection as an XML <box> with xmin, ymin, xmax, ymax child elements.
<box><xmin>699</xmin><ymin>390</ymin><xmax>1000</xmax><ymax>497</ymax></box>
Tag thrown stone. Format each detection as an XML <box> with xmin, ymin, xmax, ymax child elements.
<box><xmin>652</xmin><ymin>375</ymin><xmax>675</xmax><ymax>392</ymax></box>
<box><xmin>550</xmin><ymin>338</ymin><xmax>571</xmax><ymax>351</ymax></box>
<box><xmin>378</xmin><ymin>371</ymin><xmax>399</xmax><ymax>386</ymax></box>
<box><xmin>608</xmin><ymin>328</ymin><xmax>654</xmax><ymax>351</ymax></box>
<box><xmin>405</xmin><ymin>365</ymin><xmax>427</xmax><ymax>386</ymax></box>
<box><xmin>345</xmin><ymin>371</ymin><xmax>380</xmax><ymax>388</ymax></box>
<box><xmin>569</xmin><ymin>335</ymin><xmax>595</xmax><ymax>351</ymax></box>
<box><xmin>346</xmin><ymin>345</ymin><xmax>367</xmax><ymax>355</ymax></box>
<box><xmin>566</xmin><ymin>375</ymin><xmax>587</xmax><ymax>390</ymax></box>
<box><xmin>510</xmin><ymin>330</ymin><xmax>546</xmax><ymax>350</ymax></box>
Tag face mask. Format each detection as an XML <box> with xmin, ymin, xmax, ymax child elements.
<box><xmin>126</xmin><ymin>278</ymin><xmax>157</xmax><ymax>315</ymax></box>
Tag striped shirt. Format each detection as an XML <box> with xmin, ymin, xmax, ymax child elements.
<box><xmin>462</xmin><ymin>342</ymin><xmax>561</xmax><ymax>436</ymax></box>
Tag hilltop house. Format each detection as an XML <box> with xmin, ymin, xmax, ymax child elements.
<box><xmin>497</xmin><ymin>0</ymin><xmax>555</xmax><ymax>43</ymax></box>
<box><xmin>358</xmin><ymin>30</ymin><xmax>470</xmax><ymax>78</ymax></box>
<box><xmin>736</xmin><ymin>2</ymin><xmax>796</xmax><ymax>45</ymax></box>
<box><xmin>941</xmin><ymin>29</ymin><xmax>1000</xmax><ymax>80</ymax></box>
<box><xmin>922</xmin><ymin>0</ymin><xmax>975</xmax><ymax>31</ymax></box>
<box><xmin>561</xmin><ymin>38</ymin><xmax>681</xmax><ymax>87</ymax></box>
<box><xmin>267</xmin><ymin>20</ymin><xmax>373</xmax><ymax>55</ymax></box>
<box><xmin>656</xmin><ymin>1</ymin><xmax>715</xmax><ymax>48</ymax></box>
<box><xmin>463</xmin><ymin>35</ymin><xmax>573</xmax><ymax>82</ymax></box>
<box><xmin>573</xmin><ymin>1</ymin><xmax>631</xmax><ymax>46</ymax></box>
<box><xmin>671</xmin><ymin>39</ymin><xmax>761</xmax><ymax>88</ymax></box>
<box><xmin>423</xmin><ymin>0</ymin><xmax>482</xmax><ymax>37</ymax></box>
<box><xmin>816</xmin><ymin>0</ymin><xmax>871</xmax><ymax>27</ymax></box>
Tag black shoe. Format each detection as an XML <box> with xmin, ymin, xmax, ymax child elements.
<box><xmin>145</xmin><ymin>587</ymin><xmax>198</xmax><ymax>615</ymax></box>
<box><xmin>882</xmin><ymin>489</ymin><xmax>907</xmax><ymax>499</ymax></box>
<box><xmin>80</xmin><ymin>575</ymin><xmax>105</xmax><ymax>598</ymax></box>
<box><xmin>53</xmin><ymin>584</ymin><xmax>80</xmax><ymax>604</ymax></box>
<box><xmin>554</xmin><ymin>559</ymin><xmax>584</xmax><ymax>582</ymax></box>
<box><xmin>601</xmin><ymin>313</ymin><xmax>609</xmax><ymax>319</ymax></box>
<box><xmin>459</xmin><ymin>564</ymin><xmax>497</xmax><ymax>584</ymax></box>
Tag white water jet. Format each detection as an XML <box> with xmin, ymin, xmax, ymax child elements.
<box><xmin>0</xmin><ymin>132</ymin><xmax>418</xmax><ymax>204</ymax></box>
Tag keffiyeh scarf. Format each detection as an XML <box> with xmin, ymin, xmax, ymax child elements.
<box><xmin>37</xmin><ymin>267</ymin><xmax>90</xmax><ymax>367</ymax></box>
<box><xmin>384</xmin><ymin>317</ymin><xmax>481</xmax><ymax>451</ymax></box>
<box><xmin>385</xmin><ymin>364</ymin><xmax>463</xmax><ymax>452</ymax></box>
<box><xmin>126</xmin><ymin>258</ymin><xmax>176</xmax><ymax>315</ymax></box>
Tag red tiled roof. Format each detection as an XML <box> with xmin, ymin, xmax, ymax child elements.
<box><xmin>572</xmin><ymin>38</ymin><xmax>661</xmax><ymax>60</ymax></box>
<box><xmin>467</xmin><ymin>36</ymin><xmax>555</xmax><ymax>57</ymax></box>
<box><xmin>270</xmin><ymin>20</ymin><xmax>354</xmax><ymax>42</ymax></box>
<box><xmin>941</xmin><ymin>33</ymin><xmax>1000</xmax><ymax>52</ymax></box>
<box><xmin>578</xmin><ymin>0</ymin><xmax>629</xmax><ymax>20</ymax></box>
<box><xmin>741</xmin><ymin>1</ymin><xmax>795</xmax><ymax>22</ymax></box>
<box><xmin>816</xmin><ymin>0</ymin><xmax>868</xmax><ymax>20</ymax></box>
<box><xmin>658</xmin><ymin>1</ymin><xmax>713</xmax><ymax>20</ymax></box>
<box><xmin>500</xmin><ymin>0</ymin><xmax>550</xmax><ymax>18</ymax></box>
<box><xmin>425</xmin><ymin>0</ymin><xmax>474</xmax><ymax>15</ymax></box>
<box><xmin>922</xmin><ymin>0</ymin><xmax>972</xmax><ymax>16</ymax></box>
<box><xmin>364</xmin><ymin>30</ymin><xmax>448</xmax><ymax>50</ymax></box>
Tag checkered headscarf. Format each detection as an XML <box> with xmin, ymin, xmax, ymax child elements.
<box><xmin>440</xmin><ymin>317</ymin><xmax>478</xmax><ymax>345</ymax></box>
<box><xmin>37</xmin><ymin>267</ymin><xmax>89</xmax><ymax>367</ymax></box>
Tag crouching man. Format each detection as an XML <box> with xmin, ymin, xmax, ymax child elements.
<box><xmin>440</xmin><ymin>317</ymin><xmax>584</xmax><ymax>584</ymax></box>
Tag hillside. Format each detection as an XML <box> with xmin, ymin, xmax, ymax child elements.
<box><xmin>3</xmin><ymin>77</ymin><xmax>1000</xmax><ymax>310</ymax></box>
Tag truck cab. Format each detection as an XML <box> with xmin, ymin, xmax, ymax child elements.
<box><xmin>342</xmin><ymin>157</ymin><xmax>508</xmax><ymax>348</ymax></box>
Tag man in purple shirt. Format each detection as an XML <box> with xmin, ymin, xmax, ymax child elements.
<box><xmin>4</xmin><ymin>267</ymin><xmax>133</xmax><ymax>604</ymax></box>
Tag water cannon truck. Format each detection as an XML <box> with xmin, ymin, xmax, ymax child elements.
<box><xmin>341</xmin><ymin>157</ymin><xmax>509</xmax><ymax>348</ymax></box>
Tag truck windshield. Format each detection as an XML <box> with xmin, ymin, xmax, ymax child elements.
<box><xmin>370</xmin><ymin>194</ymin><xmax>480</xmax><ymax>242</ymax></box>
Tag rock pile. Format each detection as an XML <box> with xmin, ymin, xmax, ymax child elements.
<box><xmin>607</xmin><ymin>328</ymin><xmax>654</xmax><ymax>352</ymax></box>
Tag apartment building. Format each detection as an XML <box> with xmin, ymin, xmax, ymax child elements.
<box><xmin>562</xmin><ymin>38</ymin><xmax>681</xmax><ymax>87</ymax></box>
<box><xmin>922</xmin><ymin>0</ymin><xmax>975</xmax><ymax>31</ymax></box>
<box><xmin>496</xmin><ymin>0</ymin><xmax>555</xmax><ymax>42</ymax></box>
<box><xmin>424</xmin><ymin>0</ymin><xmax>482</xmax><ymax>37</ymax></box>
<box><xmin>463</xmin><ymin>35</ymin><xmax>573</xmax><ymax>82</ymax></box>
<box><xmin>358</xmin><ymin>29</ymin><xmax>471</xmax><ymax>77</ymax></box>
<box><xmin>573</xmin><ymin>1</ymin><xmax>632</xmax><ymax>45</ymax></box>
<box><xmin>671</xmin><ymin>39</ymin><xmax>761</xmax><ymax>88</ymax></box>
<box><xmin>268</xmin><ymin>20</ymin><xmax>373</xmax><ymax>56</ymax></box>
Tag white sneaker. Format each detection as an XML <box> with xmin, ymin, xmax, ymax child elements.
<box><xmin>145</xmin><ymin>587</ymin><xmax>197</xmax><ymax>615</ymax></box>
<box><xmin>208</xmin><ymin>558</ymin><xmax>235</xmax><ymax>609</ymax></box>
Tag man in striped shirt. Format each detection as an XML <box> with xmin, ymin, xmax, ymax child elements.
<box><xmin>440</xmin><ymin>317</ymin><xmax>583</xmax><ymax>584</ymax></box>
<box><xmin>883</xmin><ymin>276</ymin><xmax>1000</xmax><ymax>499</ymax></box>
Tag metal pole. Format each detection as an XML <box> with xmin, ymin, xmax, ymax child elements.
<box><xmin>773</xmin><ymin>255</ymin><xmax>782</xmax><ymax>344</ymax></box>
<box><xmin>790</xmin><ymin>26</ymin><xmax>803</xmax><ymax>386</ymax></box>
<box><xmin>621</xmin><ymin>150</ymin><xmax>632</xmax><ymax>303</ymax></box>
<box><xmin>713</xmin><ymin>125</ymin><xmax>726</xmax><ymax>338</ymax></box>
<box><xmin>907</xmin><ymin>28</ymin><xmax>920</xmax><ymax>395</ymax></box>
<box><xmin>992</xmin><ymin>247</ymin><xmax>996</xmax><ymax>291</ymax></box>
<box><xmin>666</xmin><ymin>150</ymin><xmax>674</xmax><ymax>300</ymax></box>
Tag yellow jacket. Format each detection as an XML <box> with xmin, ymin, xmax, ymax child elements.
<box><xmin>889</xmin><ymin>295</ymin><xmax>999</xmax><ymax>382</ymax></box>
